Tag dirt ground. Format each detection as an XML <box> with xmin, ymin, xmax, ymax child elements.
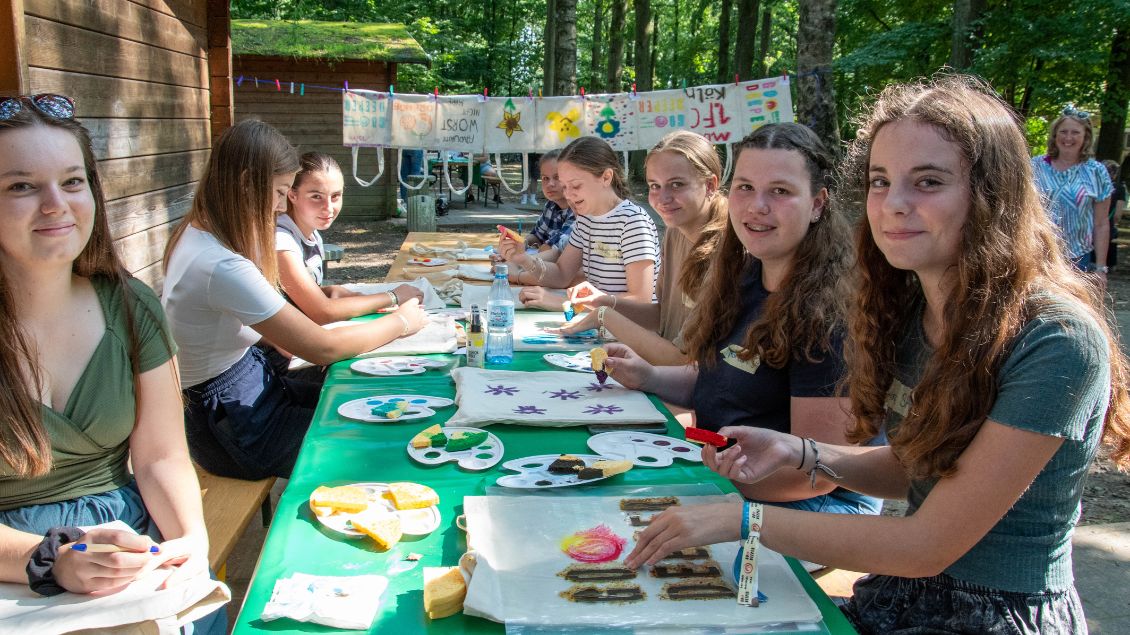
<box><xmin>321</xmin><ymin>218</ymin><xmax>1130</xmax><ymax>525</ymax></box>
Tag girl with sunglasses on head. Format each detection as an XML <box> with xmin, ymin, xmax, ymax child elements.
<box><xmin>275</xmin><ymin>151</ymin><xmax>422</xmax><ymax>325</ymax></box>
<box><xmin>163</xmin><ymin>120</ymin><xmax>427</xmax><ymax>482</ymax></box>
<box><xmin>627</xmin><ymin>77</ymin><xmax>1130</xmax><ymax>633</ymax></box>
<box><xmin>0</xmin><ymin>95</ymin><xmax>224</xmax><ymax>632</ymax></box>
<box><xmin>554</xmin><ymin>131</ymin><xmax>727</xmax><ymax>365</ymax></box>
<box><xmin>1032</xmin><ymin>105</ymin><xmax>1114</xmax><ymax>275</ymax></box>
<box><xmin>604</xmin><ymin>123</ymin><xmax>881</xmax><ymax>518</ymax></box>
<box><xmin>497</xmin><ymin>136</ymin><xmax>660</xmax><ymax>311</ymax></box>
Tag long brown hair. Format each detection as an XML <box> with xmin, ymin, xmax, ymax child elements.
<box><xmin>843</xmin><ymin>76</ymin><xmax>1130</xmax><ymax>477</ymax></box>
<box><xmin>557</xmin><ymin>136</ymin><xmax>632</xmax><ymax>199</ymax></box>
<box><xmin>683</xmin><ymin>123</ymin><xmax>851</xmax><ymax>370</ymax></box>
<box><xmin>0</xmin><ymin>100</ymin><xmax>145</xmax><ymax>476</ymax></box>
<box><xmin>165</xmin><ymin>119</ymin><xmax>299</xmax><ymax>286</ymax></box>
<box><xmin>645</xmin><ymin>131</ymin><xmax>729</xmax><ymax>301</ymax></box>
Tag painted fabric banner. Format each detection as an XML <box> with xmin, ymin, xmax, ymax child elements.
<box><xmin>343</xmin><ymin>75</ymin><xmax>794</xmax><ymax>151</ymax></box>
<box><xmin>484</xmin><ymin>96</ymin><xmax>539</xmax><ymax>152</ymax></box>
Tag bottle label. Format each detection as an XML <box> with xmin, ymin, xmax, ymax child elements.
<box><xmin>488</xmin><ymin>304</ymin><xmax>514</xmax><ymax>329</ymax></box>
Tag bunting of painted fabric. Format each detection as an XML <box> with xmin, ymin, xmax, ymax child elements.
<box><xmin>436</xmin><ymin>95</ymin><xmax>488</xmax><ymax>152</ymax></box>
<box><xmin>342</xmin><ymin>75</ymin><xmax>794</xmax><ymax>152</ymax></box>
<box><xmin>342</xmin><ymin>90</ymin><xmax>391</xmax><ymax>146</ymax></box>
<box><xmin>737</xmin><ymin>77</ymin><xmax>793</xmax><ymax>135</ymax></box>
<box><xmin>584</xmin><ymin>94</ymin><xmax>637</xmax><ymax>151</ymax></box>
<box><xmin>485</xmin><ymin>97</ymin><xmax>539</xmax><ymax>152</ymax></box>
<box><xmin>535</xmin><ymin>96</ymin><xmax>587</xmax><ymax>150</ymax></box>
<box><xmin>390</xmin><ymin>94</ymin><xmax>438</xmax><ymax>148</ymax></box>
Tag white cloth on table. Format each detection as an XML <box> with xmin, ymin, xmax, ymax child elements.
<box><xmin>288</xmin><ymin>315</ymin><xmax>459</xmax><ymax>370</ymax></box>
<box><xmin>0</xmin><ymin>522</ymin><xmax>230</xmax><ymax>635</ymax></box>
<box><xmin>261</xmin><ymin>573</ymin><xmax>388</xmax><ymax>630</ymax></box>
<box><xmin>443</xmin><ymin>264</ymin><xmax>494</xmax><ymax>282</ymax></box>
<box><xmin>459</xmin><ymin>283</ymin><xmax>524</xmax><ymax>309</ymax></box>
<box><xmin>447</xmin><ymin>368</ymin><xmax>667</xmax><ymax>427</ymax></box>
<box><xmin>341</xmin><ymin>277</ymin><xmax>447</xmax><ymax>310</ymax></box>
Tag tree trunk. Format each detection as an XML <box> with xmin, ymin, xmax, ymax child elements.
<box><xmin>554</xmin><ymin>0</ymin><xmax>579</xmax><ymax>95</ymax></box>
<box><xmin>734</xmin><ymin>0</ymin><xmax>759</xmax><ymax>80</ymax></box>
<box><xmin>947</xmin><ymin>0</ymin><xmax>984</xmax><ymax>70</ymax></box>
<box><xmin>590</xmin><ymin>0</ymin><xmax>605</xmax><ymax>92</ymax></box>
<box><xmin>717</xmin><ymin>0</ymin><xmax>732</xmax><ymax>82</ymax></box>
<box><xmin>757</xmin><ymin>4</ymin><xmax>772</xmax><ymax>76</ymax></box>
<box><xmin>1017</xmin><ymin>58</ymin><xmax>1043</xmax><ymax>119</ymax></box>
<box><xmin>633</xmin><ymin>0</ymin><xmax>653</xmax><ymax>91</ymax></box>
<box><xmin>796</xmin><ymin>0</ymin><xmax>839</xmax><ymax>150</ymax></box>
<box><xmin>544</xmin><ymin>0</ymin><xmax>557</xmax><ymax>95</ymax></box>
<box><xmin>607</xmin><ymin>0</ymin><xmax>627</xmax><ymax>89</ymax></box>
<box><xmin>1096</xmin><ymin>23</ymin><xmax>1130</xmax><ymax>161</ymax></box>
<box><xmin>649</xmin><ymin>9</ymin><xmax>658</xmax><ymax>86</ymax></box>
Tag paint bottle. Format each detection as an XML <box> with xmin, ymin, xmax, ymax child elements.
<box><xmin>467</xmin><ymin>304</ymin><xmax>485</xmax><ymax>368</ymax></box>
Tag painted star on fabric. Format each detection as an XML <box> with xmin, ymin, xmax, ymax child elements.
<box><xmin>583</xmin><ymin>404</ymin><xmax>624</xmax><ymax>415</ymax></box>
<box><xmin>484</xmin><ymin>384</ymin><xmax>519</xmax><ymax>396</ymax></box>
<box><xmin>514</xmin><ymin>404</ymin><xmax>547</xmax><ymax>415</ymax></box>
<box><xmin>586</xmin><ymin>382</ymin><xmax>615</xmax><ymax>393</ymax></box>
<box><xmin>547</xmin><ymin>389</ymin><xmax>582</xmax><ymax>400</ymax></box>
<box><xmin>497</xmin><ymin>110</ymin><xmax>523</xmax><ymax>138</ymax></box>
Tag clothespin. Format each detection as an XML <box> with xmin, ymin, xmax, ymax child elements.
<box><xmin>254</xmin><ymin>77</ymin><xmax>259</xmax><ymax>88</ymax></box>
<box><xmin>390</xmin><ymin>84</ymin><xmax>395</xmax><ymax>98</ymax></box>
<box><xmin>734</xmin><ymin>73</ymin><xmax>740</xmax><ymax>85</ymax></box>
<box><xmin>680</xmin><ymin>78</ymin><xmax>687</xmax><ymax>90</ymax></box>
<box><xmin>631</xmin><ymin>83</ymin><xmax>637</xmax><ymax>97</ymax></box>
<box><xmin>289</xmin><ymin>81</ymin><xmax>294</xmax><ymax>94</ymax></box>
<box><xmin>300</xmin><ymin>83</ymin><xmax>305</xmax><ymax>96</ymax></box>
<box><xmin>275</xmin><ymin>78</ymin><xmax>281</xmax><ymax>91</ymax></box>
<box><xmin>528</xmin><ymin>88</ymin><xmax>534</xmax><ymax>101</ymax></box>
<box><xmin>483</xmin><ymin>87</ymin><xmax>489</xmax><ymax>98</ymax></box>
<box><xmin>580</xmin><ymin>87</ymin><xmax>586</xmax><ymax>99</ymax></box>
<box><xmin>433</xmin><ymin>86</ymin><xmax>439</xmax><ymax>100</ymax></box>
<box><xmin>344</xmin><ymin>80</ymin><xmax>350</xmax><ymax>93</ymax></box>
<box><xmin>538</xmin><ymin>88</ymin><xmax>543</xmax><ymax>98</ymax></box>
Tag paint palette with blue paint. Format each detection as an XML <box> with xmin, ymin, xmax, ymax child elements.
<box><xmin>337</xmin><ymin>394</ymin><xmax>454</xmax><ymax>423</ymax></box>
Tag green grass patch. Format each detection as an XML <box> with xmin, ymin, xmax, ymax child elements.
<box><xmin>232</xmin><ymin>20</ymin><xmax>428</xmax><ymax>64</ymax></box>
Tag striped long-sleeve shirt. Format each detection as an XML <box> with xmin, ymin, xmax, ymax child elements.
<box><xmin>567</xmin><ymin>199</ymin><xmax>660</xmax><ymax>299</ymax></box>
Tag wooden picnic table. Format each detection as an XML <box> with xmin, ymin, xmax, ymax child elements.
<box><xmin>229</xmin><ymin>231</ymin><xmax>860</xmax><ymax>634</ymax></box>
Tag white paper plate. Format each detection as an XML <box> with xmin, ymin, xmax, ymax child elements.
<box><xmin>309</xmin><ymin>482</ymin><xmax>440</xmax><ymax>538</ymax></box>
<box><xmin>337</xmin><ymin>394</ymin><xmax>453</xmax><ymax>423</ymax></box>
<box><xmin>406</xmin><ymin>426</ymin><xmax>504</xmax><ymax>471</ymax></box>
<box><xmin>497</xmin><ymin>453</ymin><xmax>622</xmax><ymax>488</ymax></box>
<box><xmin>542</xmin><ymin>352</ymin><xmax>596</xmax><ymax>373</ymax></box>
<box><xmin>586</xmin><ymin>431</ymin><xmax>703</xmax><ymax>467</ymax></box>
<box><xmin>350</xmin><ymin>356</ymin><xmax>448</xmax><ymax>377</ymax></box>
<box><xmin>407</xmin><ymin>257</ymin><xmax>449</xmax><ymax>266</ymax></box>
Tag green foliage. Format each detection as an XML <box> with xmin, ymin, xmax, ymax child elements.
<box><xmin>230</xmin><ymin>20</ymin><xmax>426</xmax><ymax>62</ymax></box>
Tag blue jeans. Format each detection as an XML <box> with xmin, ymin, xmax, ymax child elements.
<box><xmin>0</xmin><ymin>482</ymin><xmax>227</xmax><ymax>635</ymax></box>
<box><xmin>841</xmin><ymin>572</ymin><xmax>1087</xmax><ymax>634</ymax></box>
<box><xmin>183</xmin><ymin>347</ymin><xmax>321</xmax><ymax>481</ymax></box>
<box><xmin>1071</xmin><ymin>251</ymin><xmax>1095</xmax><ymax>272</ymax></box>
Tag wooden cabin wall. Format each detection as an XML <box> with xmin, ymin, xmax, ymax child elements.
<box><xmin>233</xmin><ymin>56</ymin><xmax>397</xmax><ymax>219</ymax></box>
<box><xmin>22</xmin><ymin>0</ymin><xmax>213</xmax><ymax>291</ymax></box>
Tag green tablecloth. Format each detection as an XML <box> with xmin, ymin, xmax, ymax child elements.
<box><xmin>231</xmin><ymin>351</ymin><xmax>856</xmax><ymax>634</ymax></box>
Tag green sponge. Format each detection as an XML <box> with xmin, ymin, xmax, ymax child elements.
<box><xmin>445</xmin><ymin>430</ymin><xmax>488</xmax><ymax>452</ymax></box>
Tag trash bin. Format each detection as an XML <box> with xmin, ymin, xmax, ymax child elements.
<box><xmin>407</xmin><ymin>194</ymin><xmax>436</xmax><ymax>232</ymax></box>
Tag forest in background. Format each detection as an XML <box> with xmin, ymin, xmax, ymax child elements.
<box><xmin>232</xmin><ymin>0</ymin><xmax>1129</xmax><ymax>161</ymax></box>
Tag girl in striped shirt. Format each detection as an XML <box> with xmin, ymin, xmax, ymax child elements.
<box><xmin>499</xmin><ymin>136</ymin><xmax>660</xmax><ymax>310</ymax></box>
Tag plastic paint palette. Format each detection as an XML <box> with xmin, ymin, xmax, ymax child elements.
<box><xmin>542</xmin><ymin>352</ymin><xmax>596</xmax><ymax>373</ymax></box>
<box><xmin>407</xmin><ymin>257</ymin><xmax>449</xmax><ymax>266</ymax></box>
<box><xmin>586</xmin><ymin>431</ymin><xmax>703</xmax><ymax>467</ymax></box>
<box><xmin>337</xmin><ymin>394</ymin><xmax>454</xmax><ymax>423</ymax></box>
<box><xmin>406</xmin><ymin>426</ymin><xmax>504</xmax><ymax>471</ymax></box>
<box><xmin>497</xmin><ymin>453</ymin><xmax>617</xmax><ymax>489</ymax></box>
<box><xmin>309</xmin><ymin>482</ymin><xmax>440</xmax><ymax>538</ymax></box>
<box><xmin>350</xmin><ymin>356</ymin><xmax>448</xmax><ymax>377</ymax></box>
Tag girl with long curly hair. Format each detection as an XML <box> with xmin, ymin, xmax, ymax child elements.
<box><xmin>604</xmin><ymin>123</ymin><xmax>881</xmax><ymax>517</ymax></box>
<box><xmin>626</xmin><ymin>76</ymin><xmax>1130</xmax><ymax>633</ymax></box>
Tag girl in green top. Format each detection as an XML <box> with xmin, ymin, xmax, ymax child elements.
<box><xmin>626</xmin><ymin>76</ymin><xmax>1130</xmax><ymax>632</ymax></box>
<box><xmin>0</xmin><ymin>95</ymin><xmax>224</xmax><ymax>632</ymax></box>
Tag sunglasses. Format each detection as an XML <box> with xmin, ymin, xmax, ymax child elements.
<box><xmin>0</xmin><ymin>94</ymin><xmax>76</xmax><ymax>121</ymax></box>
<box><xmin>1061</xmin><ymin>104</ymin><xmax>1090</xmax><ymax>121</ymax></box>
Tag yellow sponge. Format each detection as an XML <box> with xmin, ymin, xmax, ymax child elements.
<box><xmin>384</xmin><ymin>482</ymin><xmax>440</xmax><ymax>510</ymax></box>
<box><xmin>309</xmin><ymin>485</ymin><xmax>369</xmax><ymax>515</ymax></box>
<box><xmin>424</xmin><ymin>566</ymin><xmax>467</xmax><ymax>619</ymax></box>
<box><xmin>351</xmin><ymin>514</ymin><xmax>402</xmax><ymax>550</ymax></box>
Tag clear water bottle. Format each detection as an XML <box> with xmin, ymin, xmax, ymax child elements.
<box><xmin>486</xmin><ymin>264</ymin><xmax>515</xmax><ymax>364</ymax></box>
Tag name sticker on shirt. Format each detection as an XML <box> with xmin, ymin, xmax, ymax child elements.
<box><xmin>593</xmin><ymin>241</ymin><xmax>622</xmax><ymax>261</ymax></box>
<box><xmin>721</xmin><ymin>344</ymin><xmax>761</xmax><ymax>375</ymax></box>
<box><xmin>884</xmin><ymin>378</ymin><xmax>913</xmax><ymax>418</ymax></box>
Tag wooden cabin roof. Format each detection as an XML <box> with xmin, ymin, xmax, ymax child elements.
<box><xmin>231</xmin><ymin>19</ymin><xmax>429</xmax><ymax>65</ymax></box>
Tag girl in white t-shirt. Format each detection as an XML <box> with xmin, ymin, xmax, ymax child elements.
<box><xmin>276</xmin><ymin>151</ymin><xmax>421</xmax><ymax>324</ymax></box>
<box><xmin>499</xmin><ymin>136</ymin><xmax>660</xmax><ymax>311</ymax></box>
<box><xmin>162</xmin><ymin>120</ymin><xmax>427</xmax><ymax>481</ymax></box>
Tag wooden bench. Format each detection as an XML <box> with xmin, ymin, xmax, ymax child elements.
<box><xmin>194</xmin><ymin>463</ymin><xmax>276</xmax><ymax>580</ymax></box>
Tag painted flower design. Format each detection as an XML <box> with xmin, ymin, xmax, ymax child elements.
<box><xmin>595</xmin><ymin>118</ymin><xmax>621</xmax><ymax>138</ymax></box>
<box><xmin>584</xmin><ymin>404</ymin><xmax>624</xmax><ymax>415</ymax></box>
<box><xmin>484</xmin><ymin>384</ymin><xmax>519</xmax><ymax>396</ymax></box>
<box><xmin>547</xmin><ymin>389</ymin><xmax>582</xmax><ymax>400</ymax></box>
<box><xmin>497</xmin><ymin>110</ymin><xmax>524</xmax><ymax>138</ymax></box>
<box><xmin>586</xmin><ymin>382</ymin><xmax>615</xmax><ymax>393</ymax></box>
<box><xmin>514</xmin><ymin>404</ymin><xmax>547</xmax><ymax>415</ymax></box>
